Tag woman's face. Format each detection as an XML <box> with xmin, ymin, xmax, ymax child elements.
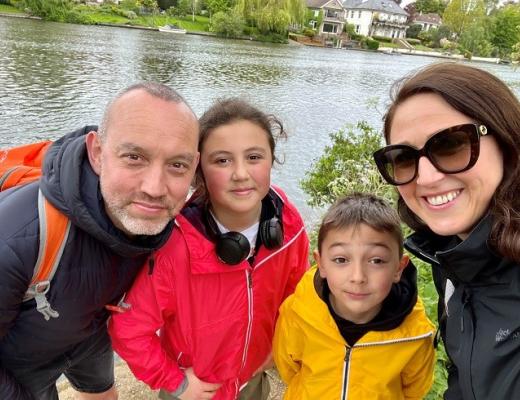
<box><xmin>389</xmin><ymin>93</ymin><xmax>503</xmax><ymax>239</ymax></box>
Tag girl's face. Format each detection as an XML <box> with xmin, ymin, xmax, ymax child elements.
<box><xmin>200</xmin><ymin>119</ymin><xmax>273</xmax><ymax>231</ymax></box>
<box><xmin>389</xmin><ymin>93</ymin><xmax>503</xmax><ymax>239</ymax></box>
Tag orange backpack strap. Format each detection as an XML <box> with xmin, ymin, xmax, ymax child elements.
<box><xmin>23</xmin><ymin>189</ymin><xmax>71</xmax><ymax>321</ymax></box>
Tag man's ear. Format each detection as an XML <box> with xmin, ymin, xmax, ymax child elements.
<box><xmin>393</xmin><ymin>254</ymin><xmax>409</xmax><ymax>283</ymax></box>
<box><xmin>314</xmin><ymin>249</ymin><xmax>326</xmax><ymax>278</ymax></box>
<box><xmin>85</xmin><ymin>131</ymin><xmax>102</xmax><ymax>175</ymax></box>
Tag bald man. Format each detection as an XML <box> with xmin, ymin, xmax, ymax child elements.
<box><xmin>0</xmin><ymin>83</ymin><xmax>200</xmax><ymax>400</ymax></box>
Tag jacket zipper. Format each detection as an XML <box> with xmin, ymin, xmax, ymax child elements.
<box><xmin>340</xmin><ymin>332</ymin><xmax>434</xmax><ymax>399</ymax></box>
<box><xmin>238</xmin><ymin>268</ymin><xmax>255</xmax><ymax>393</ymax></box>
<box><xmin>341</xmin><ymin>346</ymin><xmax>351</xmax><ymax>400</ymax></box>
<box><xmin>459</xmin><ymin>287</ymin><xmax>477</xmax><ymax>400</ymax></box>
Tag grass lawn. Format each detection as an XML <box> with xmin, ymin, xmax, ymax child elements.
<box><xmin>87</xmin><ymin>12</ymin><xmax>129</xmax><ymax>24</ymax></box>
<box><xmin>85</xmin><ymin>10</ymin><xmax>210</xmax><ymax>32</ymax></box>
<box><xmin>0</xmin><ymin>4</ymin><xmax>24</xmax><ymax>13</ymax></box>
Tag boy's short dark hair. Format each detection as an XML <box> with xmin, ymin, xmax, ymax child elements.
<box><xmin>317</xmin><ymin>193</ymin><xmax>403</xmax><ymax>257</ymax></box>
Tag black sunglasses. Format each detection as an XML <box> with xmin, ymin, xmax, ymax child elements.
<box><xmin>373</xmin><ymin>123</ymin><xmax>489</xmax><ymax>186</ymax></box>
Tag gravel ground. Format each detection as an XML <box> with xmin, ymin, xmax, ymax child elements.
<box><xmin>58</xmin><ymin>361</ymin><xmax>286</xmax><ymax>400</ymax></box>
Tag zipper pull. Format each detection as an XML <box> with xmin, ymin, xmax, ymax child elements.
<box><xmin>247</xmin><ymin>270</ymin><xmax>253</xmax><ymax>288</ymax></box>
<box><xmin>460</xmin><ymin>288</ymin><xmax>472</xmax><ymax>332</ymax></box>
<box><xmin>148</xmin><ymin>252</ymin><xmax>155</xmax><ymax>275</ymax></box>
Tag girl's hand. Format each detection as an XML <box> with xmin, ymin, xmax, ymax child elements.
<box><xmin>178</xmin><ymin>368</ymin><xmax>222</xmax><ymax>400</ymax></box>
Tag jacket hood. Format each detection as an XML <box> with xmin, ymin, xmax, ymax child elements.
<box><xmin>405</xmin><ymin>215</ymin><xmax>504</xmax><ymax>284</ymax></box>
<box><xmin>39</xmin><ymin>126</ymin><xmax>173</xmax><ymax>257</ymax></box>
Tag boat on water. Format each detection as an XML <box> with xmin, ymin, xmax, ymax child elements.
<box><xmin>158</xmin><ymin>24</ymin><xmax>187</xmax><ymax>34</ymax></box>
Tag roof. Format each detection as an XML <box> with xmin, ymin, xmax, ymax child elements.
<box><xmin>412</xmin><ymin>13</ymin><xmax>442</xmax><ymax>24</ymax></box>
<box><xmin>345</xmin><ymin>0</ymin><xmax>408</xmax><ymax>16</ymax></box>
<box><xmin>306</xmin><ymin>0</ymin><xmax>333</xmax><ymax>8</ymax></box>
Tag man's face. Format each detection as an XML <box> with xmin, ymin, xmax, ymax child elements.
<box><xmin>86</xmin><ymin>90</ymin><xmax>199</xmax><ymax>236</ymax></box>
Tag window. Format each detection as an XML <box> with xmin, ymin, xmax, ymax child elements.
<box><xmin>358</xmin><ymin>11</ymin><xmax>361</xmax><ymax>18</ymax></box>
<box><xmin>355</xmin><ymin>25</ymin><xmax>360</xmax><ymax>33</ymax></box>
<box><xmin>323</xmin><ymin>23</ymin><xmax>337</xmax><ymax>33</ymax></box>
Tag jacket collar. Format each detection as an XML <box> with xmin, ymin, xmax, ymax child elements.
<box><xmin>405</xmin><ymin>215</ymin><xmax>502</xmax><ymax>283</ymax></box>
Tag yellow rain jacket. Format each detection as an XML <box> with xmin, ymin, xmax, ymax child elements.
<box><xmin>273</xmin><ymin>266</ymin><xmax>436</xmax><ymax>400</ymax></box>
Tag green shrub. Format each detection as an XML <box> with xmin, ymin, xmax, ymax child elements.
<box><xmin>405</xmin><ymin>38</ymin><xmax>421</xmax><ymax>45</ymax></box>
<box><xmin>372</xmin><ymin>35</ymin><xmax>392</xmax><ymax>43</ymax></box>
<box><xmin>64</xmin><ymin>9</ymin><xmax>94</xmax><ymax>24</ymax></box>
<box><xmin>303</xmin><ymin>27</ymin><xmax>315</xmax><ymax>37</ymax></box>
<box><xmin>209</xmin><ymin>10</ymin><xmax>244</xmax><ymax>38</ymax></box>
<box><xmin>366</xmin><ymin>37</ymin><xmax>380</xmax><ymax>50</ymax></box>
<box><xmin>406</xmin><ymin>23</ymin><xmax>422</xmax><ymax>39</ymax></box>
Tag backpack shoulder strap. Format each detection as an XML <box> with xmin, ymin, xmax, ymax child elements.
<box><xmin>23</xmin><ymin>189</ymin><xmax>71</xmax><ymax>321</ymax></box>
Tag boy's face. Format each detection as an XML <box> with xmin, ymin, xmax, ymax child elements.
<box><xmin>315</xmin><ymin>223</ymin><xmax>408</xmax><ymax>324</ymax></box>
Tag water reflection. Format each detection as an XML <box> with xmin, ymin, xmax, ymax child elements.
<box><xmin>2</xmin><ymin>16</ymin><xmax>520</xmax><ymax>223</ymax></box>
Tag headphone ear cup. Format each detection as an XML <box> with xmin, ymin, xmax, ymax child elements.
<box><xmin>216</xmin><ymin>232</ymin><xmax>251</xmax><ymax>265</ymax></box>
<box><xmin>259</xmin><ymin>217</ymin><xmax>283</xmax><ymax>249</ymax></box>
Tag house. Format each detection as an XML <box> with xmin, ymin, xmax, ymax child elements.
<box><xmin>411</xmin><ymin>13</ymin><xmax>442</xmax><ymax>31</ymax></box>
<box><xmin>306</xmin><ymin>0</ymin><xmax>346</xmax><ymax>36</ymax></box>
<box><xmin>343</xmin><ymin>0</ymin><xmax>408</xmax><ymax>39</ymax></box>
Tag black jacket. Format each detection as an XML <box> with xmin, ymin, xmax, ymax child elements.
<box><xmin>405</xmin><ymin>216</ymin><xmax>520</xmax><ymax>400</ymax></box>
<box><xmin>0</xmin><ymin>126</ymin><xmax>173</xmax><ymax>399</ymax></box>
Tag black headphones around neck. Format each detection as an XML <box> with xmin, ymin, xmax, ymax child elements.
<box><xmin>205</xmin><ymin>196</ymin><xmax>284</xmax><ymax>265</ymax></box>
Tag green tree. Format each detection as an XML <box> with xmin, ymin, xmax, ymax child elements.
<box><xmin>491</xmin><ymin>5</ymin><xmax>520</xmax><ymax>58</ymax></box>
<box><xmin>459</xmin><ymin>18</ymin><xmax>494</xmax><ymax>56</ymax></box>
<box><xmin>443</xmin><ymin>0</ymin><xmax>486</xmax><ymax>37</ymax></box>
<box><xmin>138</xmin><ymin>0</ymin><xmax>158</xmax><ymax>9</ymax></box>
<box><xmin>235</xmin><ymin>0</ymin><xmax>306</xmax><ymax>33</ymax></box>
<box><xmin>406</xmin><ymin>23</ymin><xmax>422</xmax><ymax>38</ymax></box>
<box><xmin>418</xmin><ymin>24</ymin><xmax>451</xmax><ymax>47</ymax></box>
<box><xmin>206</xmin><ymin>0</ymin><xmax>231</xmax><ymax>18</ymax></box>
<box><xmin>209</xmin><ymin>10</ymin><xmax>245</xmax><ymax>37</ymax></box>
<box><xmin>415</xmin><ymin>0</ymin><xmax>446</xmax><ymax>15</ymax></box>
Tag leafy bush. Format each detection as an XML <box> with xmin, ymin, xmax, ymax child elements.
<box><xmin>406</xmin><ymin>38</ymin><xmax>421</xmax><ymax>45</ymax></box>
<box><xmin>372</xmin><ymin>35</ymin><xmax>392</xmax><ymax>43</ymax></box>
<box><xmin>64</xmin><ymin>9</ymin><xmax>94</xmax><ymax>24</ymax></box>
<box><xmin>406</xmin><ymin>23</ymin><xmax>422</xmax><ymax>39</ymax></box>
<box><xmin>209</xmin><ymin>10</ymin><xmax>244</xmax><ymax>38</ymax></box>
<box><xmin>303</xmin><ymin>27</ymin><xmax>315</xmax><ymax>37</ymax></box>
<box><xmin>21</xmin><ymin>0</ymin><xmax>73</xmax><ymax>21</ymax></box>
<box><xmin>366</xmin><ymin>37</ymin><xmax>379</xmax><ymax>50</ymax></box>
<box><xmin>300</xmin><ymin>122</ymin><xmax>390</xmax><ymax>208</ymax></box>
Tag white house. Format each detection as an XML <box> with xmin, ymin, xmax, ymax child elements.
<box><xmin>411</xmin><ymin>13</ymin><xmax>442</xmax><ymax>31</ymax></box>
<box><xmin>306</xmin><ymin>0</ymin><xmax>346</xmax><ymax>35</ymax></box>
<box><xmin>343</xmin><ymin>0</ymin><xmax>408</xmax><ymax>39</ymax></box>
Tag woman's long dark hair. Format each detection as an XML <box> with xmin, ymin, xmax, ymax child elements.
<box><xmin>383</xmin><ymin>62</ymin><xmax>520</xmax><ymax>263</ymax></box>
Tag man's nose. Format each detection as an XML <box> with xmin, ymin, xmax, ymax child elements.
<box><xmin>140</xmin><ymin>165</ymin><xmax>168</xmax><ymax>198</ymax></box>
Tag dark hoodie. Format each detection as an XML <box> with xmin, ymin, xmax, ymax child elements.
<box><xmin>0</xmin><ymin>127</ymin><xmax>173</xmax><ymax>399</ymax></box>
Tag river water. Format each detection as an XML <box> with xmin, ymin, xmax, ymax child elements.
<box><xmin>1</xmin><ymin>16</ymin><xmax>519</xmax><ymax>223</ymax></box>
